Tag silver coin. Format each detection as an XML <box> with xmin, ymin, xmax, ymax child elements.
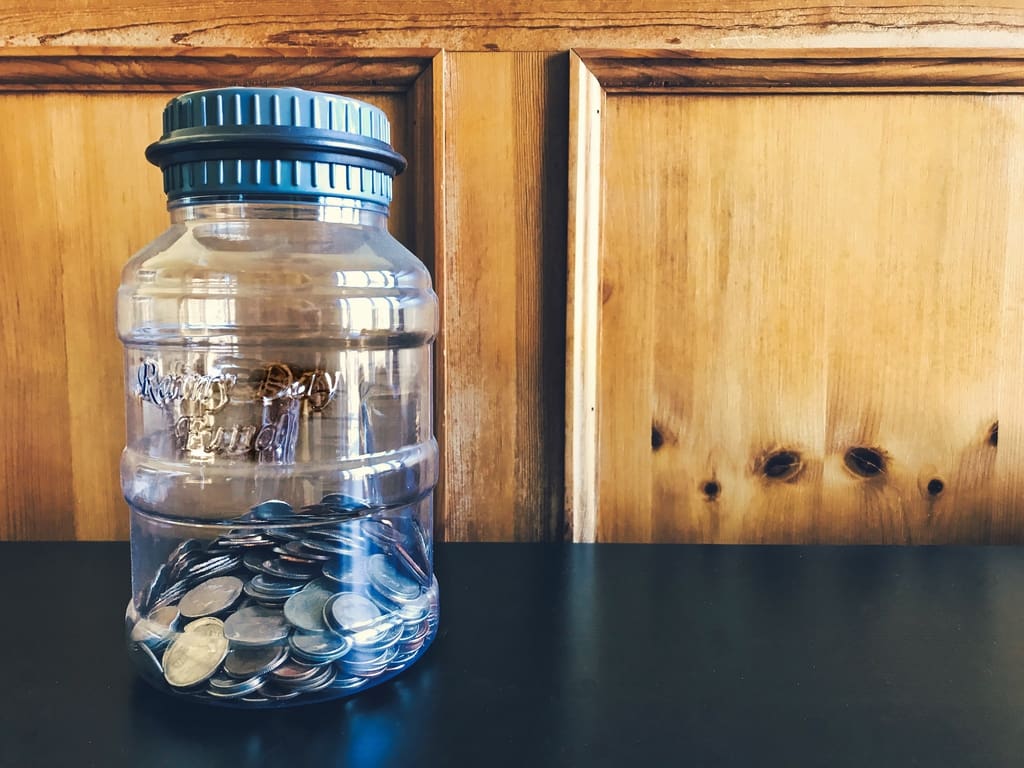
<box><xmin>272</xmin><ymin>544</ymin><xmax>319</xmax><ymax>565</ymax></box>
<box><xmin>143</xmin><ymin>564</ymin><xmax>172</xmax><ymax>612</ymax></box>
<box><xmin>324</xmin><ymin>593</ymin><xmax>382</xmax><ymax>635</ymax></box>
<box><xmin>302</xmin><ymin>538</ymin><xmax>359</xmax><ymax>559</ymax></box>
<box><xmin>179</xmin><ymin>576</ymin><xmax>244</xmax><ymax>619</ymax></box>
<box><xmin>267</xmin><ymin>529</ymin><xmax>304</xmax><ymax>543</ymax></box>
<box><xmin>283</xmin><ymin>579</ymin><xmax>334</xmax><ymax>632</ymax></box>
<box><xmin>223</xmin><ymin>605</ymin><xmax>290</xmax><ymax>646</ymax></box>
<box><xmin>289</xmin><ymin>631</ymin><xmax>353</xmax><ymax>663</ymax></box>
<box><xmin>320</xmin><ymin>554</ymin><xmax>364</xmax><ymax>584</ymax></box>
<box><xmin>168</xmin><ymin>546</ymin><xmax>206</xmax><ymax>582</ymax></box>
<box><xmin>270</xmin><ymin>660</ymin><xmax>323</xmax><ymax>684</ymax></box>
<box><xmin>401</xmin><ymin>617</ymin><xmax>431</xmax><ymax>644</ymax></box>
<box><xmin>285</xmin><ymin>664</ymin><xmax>337</xmax><ymax>693</ymax></box>
<box><xmin>350</xmin><ymin>618</ymin><xmax>403</xmax><ymax>652</ymax></box>
<box><xmin>273</xmin><ymin>663</ymin><xmax>336</xmax><ymax>693</ymax></box>
<box><xmin>183</xmin><ymin>554</ymin><xmax>242</xmax><ymax>582</ymax></box>
<box><xmin>167</xmin><ymin>539</ymin><xmax>203</xmax><ymax>562</ymax></box>
<box><xmin>280</xmin><ymin>541</ymin><xmax>332</xmax><ymax>562</ymax></box>
<box><xmin>338</xmin><ymin>645</ymin><xmax>397</xmax><ymax>678</ymax></box>
<box><xmin>390</xmin><ymin>647</ymin><xmax>422</xmax><ymax>667</ymax></box>
<box><xmin>396</xmin><ymin>592</ymin><xmax>430</xmax><ymax>623</ymax></box>
<box><xmin>129</xmin><ymin>640</ymin><xmax>164</xmax><ymax>679</ymax></box>
<box><xmin>224</xmin><ymin>644</ymin><xmax>289</xmax><ymax>679</ymax></box>
<box><xmin>361</xmin><ymin>519</ymin><xmax>404</xmax><ymax>550</ymax></box>
<box><xmin>367</xmin><ymin>554</ymin><xmax>420</xmax><ymax>602</ymax></box>
<box><xmin>305</xmin><ymin>526</ymin><xmax>364</xmax><ymax>545</ymax></box>
<box><xmin>243</xmin><ymin>551</ymin><xmax>268</xmax><ymax>572</ymax></box>
<box><xmin>393</xmin><ymin>542</ymin><xmax>431</xmax><ymax>587</ymax></box>
<box><xmin>320</xmin><ymin>493</ymin><xmax>370</xmax><ymax>512</ymax></box>
<box><xmin>259</xmin><ymin>684</ymin><xmax>301</xmax><ymax>701</ymax></box>
<box><xmin>329</xmin><ymin>673</ymin><xmax>368</xmax><ymax>691</ymax></box>
<box><xmin>256</xmin><ymin>557</ymin><xmax>320</xmax><ymax>581</ymax></box>
<box><xmin>249</xmin><ymin>574</ymin><xmax>307</xmax><ymax>597</ymax></box>
<box><xmin>149</xmin><ymin>604</ymin><xmax>180</xmax><ymax>630</ymax></box>
<box><xmin>206</xmin><ymin>673</ymin><xmax>266</xmax><ymax>699</ymax></box>
<box><xmin>250</xmin><ymin>500</ymin><xmax>294</xmax><ymax>521</ymax></box>
<box><xmin>162</xmin><ymin>627</ymin><xmax>229</xmax><ymax>688</ymax></box>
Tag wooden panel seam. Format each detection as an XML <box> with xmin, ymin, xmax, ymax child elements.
<box><xmin>0</xmin><ymin>46</ymin><xmax>439</xmax><ymax>92</ymax></box>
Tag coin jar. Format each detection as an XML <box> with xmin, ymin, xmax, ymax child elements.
<box><xmin>117</xmin><ymin>88</ymin><xmax>439</xmax><ymax>706</ymax></box>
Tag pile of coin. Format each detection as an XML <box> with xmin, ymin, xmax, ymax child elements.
<box><xmin>127</xmin><ymin>497</ymin><xmax>437</xmax><ymax>705</ymax></box>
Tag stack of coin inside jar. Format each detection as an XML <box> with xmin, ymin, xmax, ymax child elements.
<box><xmin>126</xmin><ymin>496</ymin><xmax>438</xmax><ymax>705</ymax></box>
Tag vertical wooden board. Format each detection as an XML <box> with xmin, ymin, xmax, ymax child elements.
<box><xmin>0</xmin><ymin>95</ymin><xmax>76</xmax><ymax>540</ymax></box>
<box><xmin>407</xmin><ymin>55</ymin><xmax>447</xmax><ymax>538</ymax></box>
<box><xmin>822</xmin><ymin>95</ymin><xmax>1018</xmax><ymax>544</ymax></box>
<box><xmin>443</xmin><ymin>52</ymin><xmax>567</xmax><ymax>541</ymax></box>
<box><xmin>598</xmin><ymin>95</ymin><xmax>827</xmax><ymax>543</ymax></box>
<box><xmin>993</xmin><ymin>122</ymin><xmax>1024</xmax><ymax>543</ymax></box>
<box><xmin>53</xmin><ymin>94</ymin><xmax>168</xmax><ymax>540</ymax></box>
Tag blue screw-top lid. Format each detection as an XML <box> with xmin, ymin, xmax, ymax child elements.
<box><xmin>145</xmin><ymin>87</ymin><xmax>406</xmax><ymax>206</ymax></box>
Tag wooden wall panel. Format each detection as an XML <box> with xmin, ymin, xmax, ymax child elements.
<box><xmin>54</xmin><ymin>94</ymin><xmax>170</xmax><ymax>541</ymax></box>
<box><xmin>1</xmin><ymin>2</ymin><xmax>1022</xmax><ymax>50</ymax></box>
<box><xmin>569</xmin><ymin>52</ymin><xmax>1024</xmax><ymax>543</ymax></box>
<box><xmin>0</xmin><ymin>96</ymin><xmax>77</xmax><ymax>540</ymax></box>
<box><xmin>441</xmin><ymin>52</ymin><xmax>568</xmax><ymax>541</ymax></box>
<box><xmin>0</xmin><ymin>56</ymin><xmax>433</xmax><ymax>541</ymax></box>
<box><xmin>597</xmin><ymin>94</ymin><xmax>828</xmax><ymax>543</ymax></box>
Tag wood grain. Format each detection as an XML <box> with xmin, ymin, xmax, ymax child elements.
<box><xmin>442</xmin><ymin>52</ymin><xmax>568</xmax><ymax>541</ymax></box>
<box><xmin>579</xmin><ymin>48</ymin><xmax>1024</xmax><ymax>92</ymax></box>
<box><xmin>0</xmin><ymin>47</ymin><xmax>436</xmax><ymax>92</ymax></box>
<box><xmin>2</xmin><ymin>2</ymin><xmax>1024</xmax><ymax>50</ymax></box>
<box><xmin>572</xmin><ymin>88</ymin><xmax>1024</xmax><ymax>543</ymax></box>
<box><xmin>0</xmin><ymin>96</ymin><xmax>77</xmax><ymax>540</ymax></box>
<box><xmin>565</xmin><ymin>53</ymin><xmax>604</xmax><ymax>543</ymax></box>
<box><xmin>819</xmin><ymin>95</ymin><xmax>1017</xmax><ymax>544</ymax></box>
<box><xmin>0</xmin><ymin>89</ymin><xmax>421</xmax><ymax>541</ymax></box>
<box><xmin>407</xmin><ymin>54</ymin><xmax>448</xmax><ymax>538</ymax></box>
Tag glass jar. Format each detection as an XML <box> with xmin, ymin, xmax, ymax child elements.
<box><xmin>118</xmin><ymin>87</ymin><xmax>439</xmax><ymax>706</ymax></box>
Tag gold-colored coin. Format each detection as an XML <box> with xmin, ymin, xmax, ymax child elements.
<box><xmin>182</xmin><ymin>616</ymin><xmax>225</xmax><ymax>637</ymax></box>
<box><xmin>163</xmin><ymin>627</ymin><xmax>229</xmax><ymax>688</ymax></box>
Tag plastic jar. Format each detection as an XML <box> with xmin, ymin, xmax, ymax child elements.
<box><xmin>118</xmin><ymin>87</ymin><xmax>439</xmax><ymax>706</ymax></box>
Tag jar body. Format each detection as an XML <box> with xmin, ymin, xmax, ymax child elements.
<box><xmin>119</xmin><ymin>201</ymin><xmax>439</xmax><ymax>706</ymax></box>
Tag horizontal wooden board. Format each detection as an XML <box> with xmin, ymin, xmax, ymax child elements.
<box><xmin>0</xmin><ymin>47</ymin><xmax>435</xmax><ymax>92</ymax></box>
<box><xmin>2</xmin><ymin>2</ymin><xmax>1024</xmax><ymax>50</ymax></box>
<box><xmin>578</xmin><ymin>48</ymin><xmax>1024</xmax><ymax>92</ymax></box>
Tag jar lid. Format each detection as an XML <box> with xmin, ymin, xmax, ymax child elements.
<box><xmin>145</xmin><ymin>87</ymin><xmax>406</xmax><ymax>206</ymax></box>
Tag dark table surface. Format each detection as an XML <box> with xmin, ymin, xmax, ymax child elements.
<box><xmin>3</xmin><ymin>543</ymin><xmax>1024</xmax><ymax>768</ymax></box>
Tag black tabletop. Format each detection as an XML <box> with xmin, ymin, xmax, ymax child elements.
<box><xmin>3</xmin><ymin>543</ymin><xmax>1024</xmax><ymax>768</ymax></box>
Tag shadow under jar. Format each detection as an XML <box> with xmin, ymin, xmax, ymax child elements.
<box><xmin>117</xmin><ymin>87</ymin><xmax>439</xmax><ymax>707</ymax></box>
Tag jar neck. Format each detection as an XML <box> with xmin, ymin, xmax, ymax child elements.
<box><xmin>169</xmin><ymin>196</ymin><xmax>390</xmax><ymax>227</ymax></box>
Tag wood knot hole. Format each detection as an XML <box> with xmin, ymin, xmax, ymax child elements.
<box><xmin>989</xmin><ymin>421</ymin><xmax>998</xmax><ymax>447</ymax></box>
<box><xmin>651</xmin><ymin>425</ymin><xmax>664</xmax><ymax>451</ymax></box>
<box><xmin>926</xmin><ymin>478</ymin><xmax>944</xmax><ymax>497</ymax></box>
<box><xmin>761</xmin><ymin>450</ymin><xmax>803</xmax><ymax>482</ymax></box>
<box><xmin>702</xmin><ymin>480</ymin><xmax>720</xmax><ymax>500</ymax></box>
<box><xmin>844</xmin><ymin>447</ymin><xmax>886</xmax><ymax>478</ymax></box>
